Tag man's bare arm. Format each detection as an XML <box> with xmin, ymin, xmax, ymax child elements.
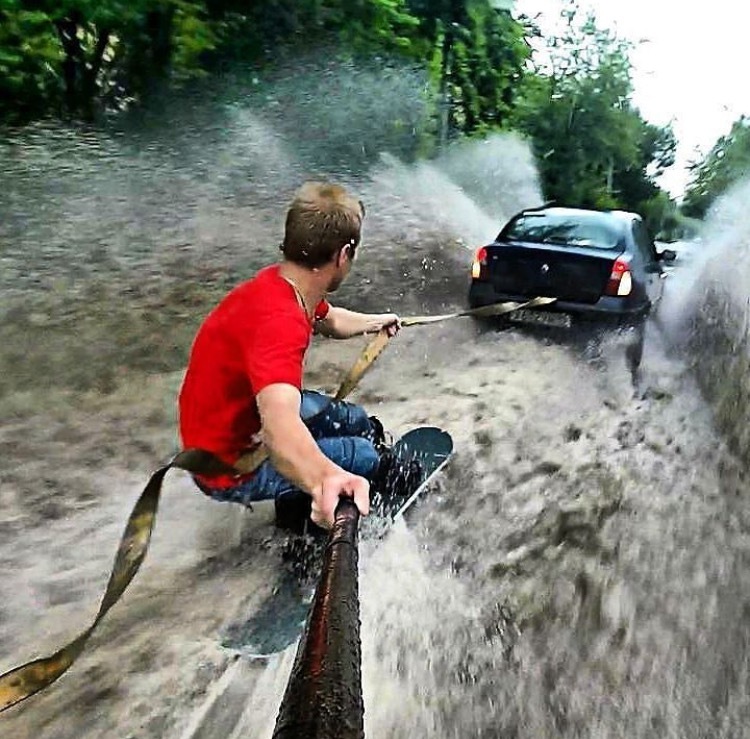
<box><xmin>256</xmin><ymin>383</ymin><xmax>370</xmax><ymax>527</ymax></box>
<box><xmin>256</xmin><ymin>383</ymin><xmax>336</xmax><ymax>491</ymax></box>
<box><xmin>316</xmin><ymin>306</ymin><xmax>400</xmax><ymax>339</ymax></box>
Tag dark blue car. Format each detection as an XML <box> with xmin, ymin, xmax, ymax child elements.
<box><xmin>468</xmin><ymin>206</ymin><xmax>676</xmax><ymax>329</ymax></box>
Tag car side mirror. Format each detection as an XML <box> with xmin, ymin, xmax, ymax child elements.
<box><xmin>659</xmin><ymin>249</ymin><xmax>677</xmax><ymax>263</ymax></box>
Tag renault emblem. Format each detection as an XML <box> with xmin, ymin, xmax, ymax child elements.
<box><xmin>541</xmin><ymin>263</ymin><xmax>550</xmax><ymax>274</ymax></box>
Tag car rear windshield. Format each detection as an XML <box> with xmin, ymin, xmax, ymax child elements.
<box><xmin>500</xmin><ymin>213</ymin><xmax>624</xmax><ymax>250</ymax></box>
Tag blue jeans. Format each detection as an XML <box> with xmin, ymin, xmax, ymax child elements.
<box><xmin>201</xmin><ymin>391</ymin><xmax>379</xmax><ymax>507</ymax></box>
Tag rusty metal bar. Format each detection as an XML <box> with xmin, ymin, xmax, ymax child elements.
<box><xmin>272</xmin><ymin>498</ymin><xmax>364</xmax><ymax>739</ymax></box>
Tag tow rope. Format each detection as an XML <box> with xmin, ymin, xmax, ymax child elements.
<box><xmin>0</xmin><ymin>296</ymin><xmax>554</xmax><ymax>714</ymax></box>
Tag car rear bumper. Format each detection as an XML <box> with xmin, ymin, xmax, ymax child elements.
<box><xmin>468</xmin><ymin>281</ymin><xmax>648</xmax><ymax>324</ymax></box>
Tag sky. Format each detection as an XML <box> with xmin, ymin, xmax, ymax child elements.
<box><xmin>514</xmin><ymin>0</ymin><xmax>750</xmax><ymax>198</ymax></box>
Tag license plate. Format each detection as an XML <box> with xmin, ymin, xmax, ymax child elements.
<box><xmin>509</xmin><ymin>309</ymin><xmax>572</xmax><ymax>328</ymax></box>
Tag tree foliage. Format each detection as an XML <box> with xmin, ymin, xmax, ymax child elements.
<box><xmin>0</xmin><ymin>0</ymin><xmax>530</xmax><ymax>126</ymax></box>
<box><xmin>0</xmin><ymin>0</ymin><xmax>215</xmax><ymax>118</ymax></box>
<box><xmin>406</xmin><ymin>0</ymin><xmax>530</xmax><ymax>138</ymax></box>
<box><xmin>682</xmin><ymin>116</ymin><xmax>750</xmax><ymax>219</ymax></box>
<box><xmin>511</xmin><ymin>2</ymin><xmax>676</xmax><ymax>225</ymax></box>
<box><xmin>201</xmin><ymin>0</ymin><xmax>422</xmax><ymax>60</ymax></box>
<box><xmin>0</xmin><ymin>2</ymin><xmax>63</xmax><ymax>116</ymax></box>
<box><xmin>0</xmin><ymin>0</ymin><xmax>677</xmax><ymax>222</ymax></box>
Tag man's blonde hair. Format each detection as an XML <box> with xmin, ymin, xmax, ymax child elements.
<box><xmin>281</xmin><ymin>182</ymin><xmax>365</xmax><ymax>268</ymax></box>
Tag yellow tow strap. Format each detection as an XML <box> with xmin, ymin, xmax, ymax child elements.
<box><xmin>0</xmin><ymin>296</ymin><xmax>554</xmax><ymax>713</ymax></box>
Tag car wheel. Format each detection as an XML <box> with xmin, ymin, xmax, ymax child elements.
<box><xmin>624</xmin><ymin>318</ymin><xmax>646</xmax><ymax>381</ymax></box>
<box><xmin>571</xmin><ymin>318</ymin><xmax>604</xmax><ymax>361</ymax></box>
<box><xmin>469</xmin><ymin>314</ymin><xmax>488</xmax><ymax>334</ymax></box>
<box><xmin>469</xmin><ymin>314</ymin><xmax>505</xmax><ymax>335</ymax></box>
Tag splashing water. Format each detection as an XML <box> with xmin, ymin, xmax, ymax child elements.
<box><xmin>661</xmin><ymin>178</ymin><xmax>750</xmax><ymax>467</ymax></box>
<box><xmin>3</xmin><ymin>56</ymin><xmax>750</xmax><ymax>739</ymax></box>
<box><xmin>363</xmin><ymin>131</ymin><xmax>543</xmax><ymax>251</ymax></box>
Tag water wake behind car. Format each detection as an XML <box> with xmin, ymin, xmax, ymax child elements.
<box><xmin>2</xmin><ymin>67</ymin><xmax>750</xmax><ymax>738</ymax></box>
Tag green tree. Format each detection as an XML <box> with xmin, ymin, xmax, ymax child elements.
<box><xmin>0</xmin><ymin>0</ymin><xmax>216</xmax><ymax>120</ymax></box>
<box><xmin>512</xmin><ymin>1</ymin><xmax>675</xmax><ymax>215</ymax></box>
<box><xmin>0</xmin><ymin>1</ymin><xmax>63</xmax><ymax>118</ymax></box>
<box><xmin>406</xmin><ymin>0</ymin><xmax>530</xmax><ymax>141</ymax></box>
<box><xmin>199</xmin><ymin>0</ymin><xmax>530</xmax><ymax>144</ymax></box>
<box><xmin>682</xmin><ymin>116</ymin><xmax>750</xmax><ymax>218</ymax></box>
<box><xmin>0</xmin><ymin>0</ymin><xmax>679</xmax><ymax>225</ymax></box>
<box><xmin>202</xmin><ymin>0</ymin><xmax>422</xmax><ymax>61</ymax></box>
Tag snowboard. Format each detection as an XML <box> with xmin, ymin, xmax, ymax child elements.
<box><xmin>221</xmin><ymin>426</ymin><xmax>454</xmax><ymax>658</ymax></box>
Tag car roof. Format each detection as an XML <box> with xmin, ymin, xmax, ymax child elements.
<box><xmin>518</xmin><ymin>206</ymin><xmax>640</xmax><ymax>224</ymax></box>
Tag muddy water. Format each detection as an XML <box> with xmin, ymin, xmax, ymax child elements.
<box><xmin>2</xmin><ymin>66</ymin><xmax>750</xmax><ymax>738</ymax></box>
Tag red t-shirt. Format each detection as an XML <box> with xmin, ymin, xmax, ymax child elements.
<box><xmin>178</xmin><ymin>264</ymin><xmax>330</xmax><ymax>489</ymax></box>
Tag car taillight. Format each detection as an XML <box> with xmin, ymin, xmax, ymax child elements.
<box><xmin>605</xmin><ymin>257</ymin><xmax>633</xmax><ymax>297</ymax></box>
<box><xmin>471</xmin><ymin>246</ymin><xmax>488</xmax><ymax>279</ymax></box>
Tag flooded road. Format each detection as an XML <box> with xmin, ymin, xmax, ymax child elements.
<box><xmin>2</xmin><ymin>63</ymin><xmax>750</xmax><ymax>738</ymax></box>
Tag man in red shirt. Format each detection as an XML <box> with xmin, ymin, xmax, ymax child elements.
<box><xmin>179</xmin><ymin>182</ymin><xmax>400</xmax><ymax>531</ymax></box>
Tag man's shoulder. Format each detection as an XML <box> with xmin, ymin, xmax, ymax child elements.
<box><xmin>231</xmin><ymin>264</ymin><xmax>279</xmax><ymax>294</ymax></box>
<box><xmin>220</xmin><ymin>265</ymin><xmax>284</xmax><ymax>306</ymax></box>
<box><xmin>212</xmin><ymin>264</ymin><xmax>300</xmax><ymax>324</ymax></box>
